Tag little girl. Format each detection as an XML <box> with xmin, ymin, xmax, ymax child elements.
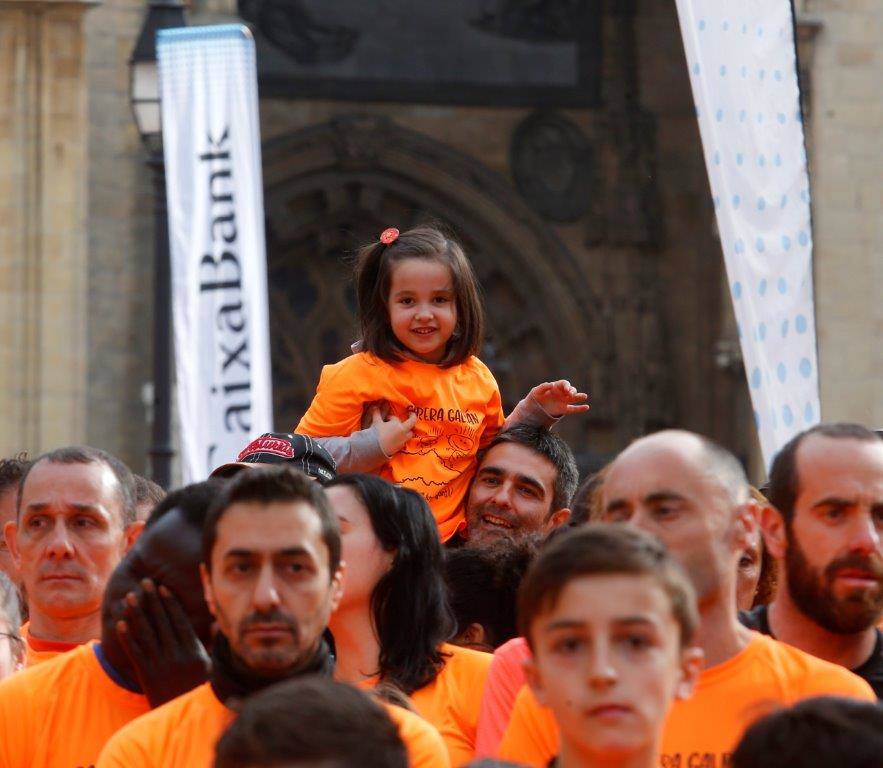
<box><xmin>297</xmin><ymin>225</ymin><xmax>587</xmax><ymax>541</ymax></box>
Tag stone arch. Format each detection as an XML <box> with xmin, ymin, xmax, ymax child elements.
<box><xmin>261</xmin><ymin>115</ymin><xmax>608</xmax><ymax>445</ymax></box>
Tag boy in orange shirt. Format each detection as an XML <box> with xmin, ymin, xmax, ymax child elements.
<box><xmin>519</xmin><ymin>524</ymin><xmax>703</xmax><ymax>768</ymax></box>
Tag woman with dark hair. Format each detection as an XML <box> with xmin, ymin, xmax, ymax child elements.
<box><xmin>326</xmin><ymin>474</ymin><xmax>493</xmax><ymax>766</ymax></box>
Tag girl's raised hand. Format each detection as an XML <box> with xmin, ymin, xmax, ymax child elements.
<box><xmin>529</xmin><ymin>380</ymin><xmax>590</xmax><ymax>418</ymax></box>
<box><xmin>371</xmin><ymin>407</ymin><xmax>418</xmax><ymax>457</ymax></box>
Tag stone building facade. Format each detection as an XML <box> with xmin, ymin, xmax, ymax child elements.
<box><xmin>0</xmin><ymin>0</ymin><xmax>878</xmax><ymax>483</ymax></box>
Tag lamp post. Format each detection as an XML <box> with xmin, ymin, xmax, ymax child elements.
<box><xmin>129</xmin><ymin>1</ymin><xmax>186</xmax><ymax>489</ymax></box>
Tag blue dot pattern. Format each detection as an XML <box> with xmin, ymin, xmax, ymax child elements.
<box><xmin>679</xmin><ymin>1</ymin><xmax>820</xmax><ymax>469</ymax></box>
<box><xmin>156</xmin><ymin>25</ymin><xmax>275</xmax><ymax>482</ymax></box>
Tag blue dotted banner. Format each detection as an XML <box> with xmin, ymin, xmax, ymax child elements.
<box><xmin>675</xmin><ymin>2</ymin><xmax>821</xmax><ymax>471</ymax></box>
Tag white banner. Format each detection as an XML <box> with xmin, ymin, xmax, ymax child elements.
<box><xmin>674</xmin><ymin>3</ymin><xmax>821</xmax><ymax>469</ymax></box>
<box><xmin>158</xmin><ymin>25</ymin><xmax>273</xmax><ymax>482</ymax></box>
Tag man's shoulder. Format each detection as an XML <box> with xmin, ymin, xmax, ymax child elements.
<box><xmin>117</xmin><ymin>682</ymin><xmax>219</xmax><ymax>736</ymax></box>
<box><xmin>853</xmin><ymin>629</ymin><xmax>883</xmax><ymax>698</ymax></box>
<box><xmin>751</xmin><ymin>632</ymin><xmax>876</xmax><ymax>700</ymax></box>
<box><xmin>0</xmin><ymin>642</ymin><xmax>94</xmax><ymax>702</ymax></box>
<box><xmin>97</xmin><ymin>683</ymin><xmax>223</xmax><ymax>764</ymax></box>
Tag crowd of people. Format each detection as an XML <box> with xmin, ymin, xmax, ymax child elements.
<box><xmin>0</xmin><ymin>225</ymin><xmax>881</xmax><ymax>768</ymax></box>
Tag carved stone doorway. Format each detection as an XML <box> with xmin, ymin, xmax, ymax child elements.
<box><xmin>262</xmin><ymin>116</ymin><xmax>606</xmax><ymax>456</ymax></box>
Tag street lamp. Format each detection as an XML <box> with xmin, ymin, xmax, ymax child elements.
<box><xmin>129</xmin><ymin>0</ymin><xmax>187</xmax><ymax>488</ymax></box>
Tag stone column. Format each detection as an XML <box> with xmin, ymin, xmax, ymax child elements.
<box><xmin>0</xmin><ymin>0</ymin><xmax>95</xmax><ymax>456</ymax></box>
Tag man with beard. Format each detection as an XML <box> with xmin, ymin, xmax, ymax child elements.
<box><xmin>0</xmin><ymin>480</ymin><xmax>221</xmax><ymax>768</ymax></box>
<box><xmin>742</xmin><ymin>423</ymin><xmax>883</xmax><ymax>697</ymax></box>
<box><xmin>97</xmin><ymin>466</ymin><xmax>449</xmax><ymax>768</ymax></box>
<box><xmin>456</xmin><ymin>425</ymin><xmax>577</xmax><ymax>548</ymax></box>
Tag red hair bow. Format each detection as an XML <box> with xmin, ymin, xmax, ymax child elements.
<box><xmin>380</xmin><ymin>227</ymin><xmax>399</xmax><ymax>245</ymax></box>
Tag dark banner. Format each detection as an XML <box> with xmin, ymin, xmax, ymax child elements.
<box><xmin>240</xmin><ymin>0</ymin><xmax>602</xmax><ymax>106</ymax></box>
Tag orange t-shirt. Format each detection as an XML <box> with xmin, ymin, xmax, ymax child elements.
<box><xmin>20</xmin><ymin>621</ymin><xmax>82</xmax><ymax>667</ymax></box>
<box><xmin>475</xmin><ymin>636</ymin><xmax>531</xmax><ymax>757</ymax></box>
<box><xmin>0</xmin><ymin>641</ymin><xmax>149</xmax><ymax>768</ymax></box>
<box><xmin>408</xmin><ymin>643</ymin><xmax>494</xmax><ymax>766</ymax></box>
<box><xmin>497</xmin><ymin>632</ymin><xmax>876</xmax><ymax>767</ymax></box>
<box><xmin>97</xmin><ymin>680</ymin><xmax>450</xmax><ymax>768</ymax></box>
<box><xmin>297</xmin><ymin>353</ymin><xmax>504</xmax><ymax>541</ymax></box>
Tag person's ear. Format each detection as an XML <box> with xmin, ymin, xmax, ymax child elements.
<box><xmin>760</xmin><ymin>503</ymin><xmax>788</xmax><ymax>560</ymax></box>
<box><xmin>123</xmin><ymin>521</ymin><xmax>145</xmax><ymax>552</ymax></box>
<box><xmin>199</xmin><ymin>562</ymin><xmax>217</xmax><ymax>618</ymax></box>
<box><xmin>546</xmin><ymin>508</ymin><xmax>571</xmax><ymax>530</ymax></box>
<box><xmin>4</xmin><ymin>521</ymin><xmax>20</xmax><ymax>567</ymax></box>
<box><xmin>523</xmin><ymin>655</ymin><xmax>548</xmax><ymax>706</ymax></box>
<box><xmin>676</xmin><ymin>645</ymin><xmax>704</xmax><ymax>700</ymax></box>
<box><xmin>456</xmin><ymin>623</ymin><xmax>488</xmax><ymax>650</ymax></box>
<box><xmin>329</xmin><ymin>563</ymin><xmax>346</xmax><ymax>612</ymax></box>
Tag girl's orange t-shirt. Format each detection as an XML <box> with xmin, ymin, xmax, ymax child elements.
<box><xmin>297</xmin><ymin>353</ymin><xmax>504</xmax><ymax>541</ymax></box>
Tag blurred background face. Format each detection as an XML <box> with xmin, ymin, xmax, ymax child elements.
<box><xmin>737</xmin><ymin>530</ymin><xmax>762</xmax><ymax>612</ymax></box>
<box><xmin>8</xmin><ymin>460</ymin><xmax>130</xmax><ymax>622</ymax></box>
<box><xmin>600</xmin><ymin>440</ymin><xmax>739</xmax><ymax>605</ymax></box>
<box><xmin>203</xmin><ymin>501</ymin><xmax>342</xmax><ymax>675</ymax></box>
<box><xmin>325</xmin><ymin>485</ymin><xmax>393</xmax><ymax>615</ymax></box>
<box><xmin>783</xmin><ymin>436</ymin><xmax>883</xmax><ymax>633</ymax></box>
<box><xmin>527</xmin><ymin>574</ymin><xmax>692</xmax><ymax>761</ymax></box>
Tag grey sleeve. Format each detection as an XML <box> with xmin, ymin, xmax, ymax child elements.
<box><xmin>314</xmin><ymin>427</ymin><xmax>390</xmax><ymax>474</ymax></box>
<box><xmin>503</xmin><ymin>394</ymin><xmax>562</xmax><ymax>431</ymax></box>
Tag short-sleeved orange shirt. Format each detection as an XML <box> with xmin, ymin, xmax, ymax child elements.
<box><xmin>408</xmin><ymin>643</ymin><xmax>494</xmax><ymax>766</ymax></box>
<box><xmin>0</xmin><ymin>641</ymin><xmax>149</xmax><ymax>768</ymax></box>
<box><xmin>297</xmin><ymin>353</ymin><xmax>504</xmax><ymax>541</ymax></box>
<box><xmin>97</xmin><ymin>680</ymin><xmax>450</xmax><ymax>768</ymax></box>
<box><xmin>20</xmin><ymin>621</ymin><xmax>82</xmax><ymax>667</ymax></box>
<box><xmin>497</xmin><ymin>632</ymin><xmax>877</xmax><ymax>767</ymax></box>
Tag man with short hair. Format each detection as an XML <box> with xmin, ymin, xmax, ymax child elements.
<box><xmin>0</xmin><ymin>480</ymin><xmax>221</xmax><ymax>768</ymax></box>
<box><xmin>4</xmin><ymin>446</ymin><xmax>142</xmax><ymax>665</ymax></box>
<box><xmin>214</xmin><ymin>677</ymin><xmax>409</xmax><ymax>768</ymax></box>
<box><xmin>0</xmin><ymin>455</ymin><xmax>30</xmax><ymax>586</ymax></box>
<box><xmin>743</xmin><ymin>423</ymin><xmax>883</xmax><ymax>696</ymax></box>
<box><xmin>97</xmin><ymin>466</ymin><xmax>449</xmax><ymax>768</ymax></box>
<box><xmin>459</xmin><ymin>425</ymin><xmax>578</xmax><ymax>547</ymax></box>
<box><xmin>497</xmin><ymin>430</ymin><xmax>875</xmax><ymax>767</ymax></box>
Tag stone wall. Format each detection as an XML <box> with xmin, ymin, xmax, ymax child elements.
<box><xmin>82</xmin><ymin>0</ymin><xmax>155</xmax><ymax>472</ymax></box>
<box><xmin>800</xmin><ymin>0</ymin><xmax>882</xmax><ymax>428</ymax></box>
<box><xmin>0</xmin><ymin>0</ymin><xmax>93</xmax><ymax>457</ymax></box>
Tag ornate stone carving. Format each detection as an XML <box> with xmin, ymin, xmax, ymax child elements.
<box><xmin>510</xmin><ymin>111</ymin><xmax>594</xmax><ymax>223</ymax></box>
